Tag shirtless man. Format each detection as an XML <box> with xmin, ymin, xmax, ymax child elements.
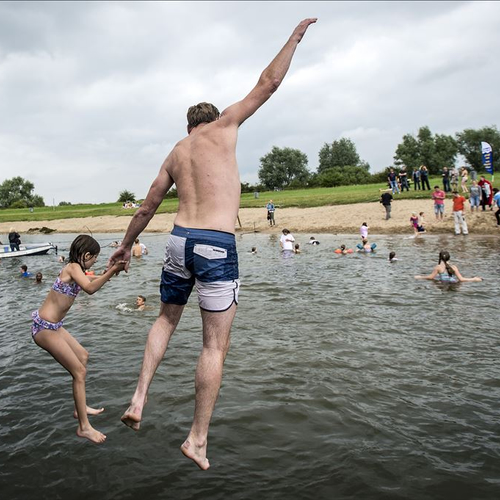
<box><xmin>108</xmin><ymin>18</ymin><xmax>317</xmax><ymax>470</ymax></box>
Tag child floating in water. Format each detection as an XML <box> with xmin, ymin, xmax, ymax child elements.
<box><xmin>415</xmin><ymin>250</ymin><xmax>482</xmax><ymax>283</ymax></box>
<box><xmin>30</xmin><ymin>235</ymin><xmax>126</xmax><ymax>444</ymax></box>
<box><xmin>335</xmin><ymin>244</ymin><xmax>353</xmax><ymax>254</ymax></box>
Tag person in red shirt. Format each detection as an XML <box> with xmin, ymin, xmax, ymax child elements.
<box><xmin>452</xmin><ymin>191</ymin><xmax>468</xmax><ymax>235</ymax></box>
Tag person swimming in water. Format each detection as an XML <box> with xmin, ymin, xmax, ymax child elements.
<box><xmin>414</xmin><ymin>250</ymin><xmax>482</xmax><ymax>283</ymax></box>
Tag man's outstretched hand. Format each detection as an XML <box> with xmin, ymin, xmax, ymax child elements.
<box><xmin>292</xmin><ymin>18</ymin><xmax>318</xmax><ymax>43</ymax></box>
<box><xmin>107</xmin><ymin>246</ymin><xmax>131</xmax><ymax>274</ymax></box>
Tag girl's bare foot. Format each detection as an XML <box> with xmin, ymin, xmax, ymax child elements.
<box><xmin>181</xmin><ymin>438</ymin><xmax>210</xmax><ymax>470</ymax></box>
<box><xmin>73</xmin><ymin>406</ymin><xmax>105</xmax><ymax>419</ymax></box>
<box><xmin>76</xmin><ymin>425</ymin><xmax>106</xmax><ymax>444</ymax></box>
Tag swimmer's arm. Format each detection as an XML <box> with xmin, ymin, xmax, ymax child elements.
<box><xmin>221</xmin><ymin>18</ymin><xmax>317</xmax><ymax>126</ymax></box>
<box><xmin>414</xmin><ymin>266</ymin><xmax>439</xmax><ymax>280</ymax></box>
<box><xmin>68</xmin><ymin>262</ymin><xmax>127</xmax><ymax>295</ymax></box>
<box><xmin>452</xmin><ymin>266</ymin><xmax>483</xmax><ymax>282</ymax></box>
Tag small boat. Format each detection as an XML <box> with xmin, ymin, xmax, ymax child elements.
<box><xmin>0</xmin><ymin>243</ymin><xmax>58</xmax><ymax>259</ymax></box>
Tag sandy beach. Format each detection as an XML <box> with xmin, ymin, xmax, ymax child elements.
<box><xmin>0</xmin><ymin>199</ymin><xmax>497</xmax><ymax>236</ymax></box>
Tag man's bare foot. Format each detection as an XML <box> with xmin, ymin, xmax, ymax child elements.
<box><xmin>76</xmin><ymin>425</ymin><xmax>106</xmax><ymax>444</ymax></box>
<box><xmin>121</xmin><ymin>406</ymin><xmax>142</xmax><ymax>431</ymax></box>
<box><xmin>181</xmin><ymin>438</ymin><xmax>210</xmax><ymax>470</ymax></box>
<box><xmin>73</xmin><ymin>406</ymin><xmax>105</xmax><ymax>419</ymax></box>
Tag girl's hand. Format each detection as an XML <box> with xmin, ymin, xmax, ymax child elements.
<box><xmin>112</xmin><ymin>260</ymin><xmax>128</xmax><ymax>275</ymax></box>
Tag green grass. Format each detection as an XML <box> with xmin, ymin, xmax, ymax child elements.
<box><xmin>0</xmin><ymin>176</ymin><xmax>494</xmax><ymax>223</ymax></box>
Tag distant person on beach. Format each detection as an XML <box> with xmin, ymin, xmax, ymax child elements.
<box><xmin>469</xmin><ymin>180</ymin><xmax>481</xmax><ymax>212</ymax></box>
<box><xmin>107</xmin><ymin>18</ymin><xmax>317</xmax><ymax>470</ymax></box>
<box><xmin>399</xmin><ymin>166</ymin><xmax>409</xmax><ymax>192</ymax></box>
<box><xmin>432</xmin><ymin>185</ymin><xmax>446</xmax><ymax>221</ymax></box>
<box><xmin>20</xmin><ymin>265</ymin><xmax>32</xmax><ymax>277</ymax></box>
<box><xmin>493</xmin><ymin>188</ymin><xmax>500</xmax><ymax>227</ymax></box>
<box><xmin>9</xmin><ymin>228</ymin><xmax>21</xmax><ymax>252</ymax></box>
<box><xmin>388</xmin><ymin>168</ymin><xmax>400</xmax><ymax>194</ymax></box>
<box><xmin>30</xmin><ymin>235</ymin><xmax>126</xmax><ymax>444</ymax></box>
<box><xmin>380</xmin><ymin>189</ymin><xmax>393</xmax><ymax>220</ymax></box>
<box><xmin>420</xmin><ymin>165</ymin><xmax>431</xmax><ymax>190</ymax></box>
<box><xmin>418</xmin><ymin>212</ymin><xmax>426</xmax><ymax>233</ymax></box>
<box><xmin>266</xmin><ymin>200</ymin><xmax>276</xmax><ymax>226</ymax></box>
<box><xmin>412</xmin><ymin>168</ymin><xmax>421</xmax><ymax>190</ymax></box>
<box><xmin>452</xmin><ymin>191</ymin><xmax>469</xmax><ymax>235</ymax></box>
<box><xmin>415</xmin><ymin>250</ymin><xmax>482</xmax><ymax>283</ymax></box>
<box><xmin>460</xmin><ymin>167</ymin><xmax>469</xmax><ymax>193</ymax></box>
<box><xmin>410</xmin><ymin>212</ymin><xmax>420</xmax><ymax>236</ymax></box>
<box><xmin>478</xmin><ymin>176</ymin><xmax>493</xmax><ymax>211</ymax></box>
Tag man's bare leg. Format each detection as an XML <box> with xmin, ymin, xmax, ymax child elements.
<box><xmin>181</xmin><ymin>303</ymin><xmax>236</xmax><ymax>470</ymax></box>
<box><xmin>122</xmin><ymin>302</ymin><xmax>184</xmax><ymax>430</ymax></box>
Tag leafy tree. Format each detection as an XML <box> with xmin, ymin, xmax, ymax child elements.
<box><xmin>118</xmin><ymin>190</ymin><xmax>135</xmax><ymax>203</ymax></box>
<box><xmin>58</xmin><ymin>201</ymin><xmax>72</xmax><ymax>206</ymax></box>
<box><xmin>318</xmin><ymin>138</ymin><xmax>368</xmax><ymax>174</ymax></box>
<box><xmin>0</xmin><ymin>176</ymin><xmax>45</xmax><ymax>208</ymax></box>
<box><xmin>258</xmin><ymin>146</ymin><xmax>310</xmax><ymax>190</ymax></box>
<box><xmin>394</xmin><ymin>126</ymin><xmax>457</xmax><ymax>174</ymax></box>
<box><xmin>456</xmin><ymin>125</ymin><xmax>500</xmax><ymax>173</ymax></box>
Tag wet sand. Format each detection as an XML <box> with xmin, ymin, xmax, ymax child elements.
<box><xmin>0</xmin><ymin>199</ymin><xmax>497</xmax><ymax>236</ymax></box>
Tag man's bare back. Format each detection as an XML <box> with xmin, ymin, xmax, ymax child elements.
<box><xmin>165</xmin><ymin>120</ymin><xmax>241</xmax><ymax>234</ymax></box>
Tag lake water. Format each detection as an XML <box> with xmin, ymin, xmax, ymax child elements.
<box><xmin>1</xmin><ymin>231</ymin><xmax>499</xmax><ymax>500</ymax></box>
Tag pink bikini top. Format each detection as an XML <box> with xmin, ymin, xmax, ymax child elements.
<box><xmin>52</xmin><ymin>274</ymin><xmax>82</xmax><ymax>298</ymax></box>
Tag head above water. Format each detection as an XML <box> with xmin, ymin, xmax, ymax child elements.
<box><xmin>35</xmin><ymin>272</ymin><xmax>43</xmax><ymax>282</ymax></box>
<box><xmin>68</xmin><ymin>235</ymin><xmax>100</xmax><ymax>271</ymax></box>
<box><xmin>187</xmin><ymin>102</ymin><xmax>220</xmax><ymax>133</ymax></box>
<box><xmin>389</xmin><ymin>252</ymin><xmax>396</xmax><ymax>260</ymax></box>
<box><xmin>438</xmin><ymin>250</ymin><xmax>455</xmax><ymax>276</ymax></box>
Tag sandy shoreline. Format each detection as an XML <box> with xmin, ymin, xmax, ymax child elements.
<box><xmin>0</xmin><ymin>199</ymin><xmax>498</xmax><ymax>236</ymax></box>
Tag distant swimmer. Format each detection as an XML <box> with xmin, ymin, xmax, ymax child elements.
<box><xmin>389</xmin><ymin>251</ymin><xmax>398</xmax><ymax>262</ymax></box>
<box><xmin>308</xmin><ymin>237</ymin><xmax>320</xmax><ymax>245</ymax></box>
<box><xmin>108</xmin><ymin>18</ymin><xmax>318</xmax><ymax>470</ymax></box>
<box><xmin>30</xmin><ymin>235</ymin><xmax>126</xmax><ymax>444</ymax></box>
<box><xmin>415</xmin><ymin>250</ymin><xmax>482</xmax><ymax>283</ymax></box>
<box><xmin>334</xmin><ymin>244</ymin><xmax>353</xmax><ymax>255</ymax></box>
<box><xmin>356</xmin><ymin>239</ymin><xmax>376</xmax><ymax>253</ymax></box>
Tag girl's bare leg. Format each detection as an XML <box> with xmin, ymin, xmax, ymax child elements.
<box><xmin>59</xmin><ymin>329</ymin><xmax>105</xmax><ymax>417</ymax></box>
<box><xmin>34</xmin><ymin>328</ymin><xmax>106</xmax><ymax>444</ymax></box>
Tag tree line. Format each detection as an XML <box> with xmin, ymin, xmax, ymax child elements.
<box><xmin>1</xmin><ymin>125</ymin><xmax>498</xmax><ymax>208</ymax></box>
<box><xmin>250</xmin><ymin>124</ymin><xmax>500</xmax><ymax>192</ymax></box>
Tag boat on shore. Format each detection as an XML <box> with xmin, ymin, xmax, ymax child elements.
<box><xmin>0</xmin><ymin>243</ymin><xmax>57</xmax><ymax>259</ymax></box>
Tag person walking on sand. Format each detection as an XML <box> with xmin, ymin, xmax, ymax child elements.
<box><xmin>266</xmin><ymin>199</ymin><xmax>276</xmax><ymax>226</ymax></box>
<box><xmin>107</xmin><ymin>18</ymin><xmax>317</xmax><ymax>471</ymax></box>
<box><xmin>380</xmin><ymin>189</ymin><xmax>393</xmax><ymax>220</ymax></box>
<box><xmin>31</xmin><ymin>235</ymin><xmax>126</xmax><ymax>444</ymax></box>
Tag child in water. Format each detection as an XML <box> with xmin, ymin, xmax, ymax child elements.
<box><xmin>30</xmin><ymin>235</ymin><xmax>126</xmax><ymax>444</ymax></box>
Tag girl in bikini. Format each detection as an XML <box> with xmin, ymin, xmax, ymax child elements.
<box><xmin>414</xmin><ymin>250</ymin><xmax>482</xmax><ymax>283</ymax></box>
<box><xmin>31</xmin><ymin>235</ymin><xmax>126</xmax><ymax>444</ymax></box>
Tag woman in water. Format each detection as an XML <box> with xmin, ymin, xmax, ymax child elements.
<box><xmin>30</xmin><ymin>235</ymin><xmax>126</xmax><ymax>444</ymax></box>
<box><xmin>415</xmin><ymin>251</ymin><xmax>482</xmax><ymax>283</ymax></box>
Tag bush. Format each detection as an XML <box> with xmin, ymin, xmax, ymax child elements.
<box><xmin>10</xmin><ymin>200</ymin><xmax>28</xmax><ymax>209</ymax></box>
<box><xmin>58</xmin><ymin>201</ymin><xmax>72</xmax><ymax>206</ymax></box>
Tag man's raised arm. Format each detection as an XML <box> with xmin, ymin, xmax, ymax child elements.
<box><xmin>221</xmin><ymin>18</ymin><xmax>317</xmax><ymax>126</ymax></box>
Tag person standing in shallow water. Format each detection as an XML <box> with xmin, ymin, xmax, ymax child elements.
<box><xmin>108</xmin><ymin>18</ymin><xmax>317</xmax><ymax>470</ymax></box>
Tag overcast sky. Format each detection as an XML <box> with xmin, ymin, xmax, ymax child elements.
<box><xmin>1</xmin><ymin>1</ymin><xmax>499</xmax><ymax>204</ymax></box>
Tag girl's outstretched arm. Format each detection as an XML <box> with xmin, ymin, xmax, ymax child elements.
<box><xmin>452</xmin><ymin>265</ymin><xmax>483</xmax><ymax>282</ymax></box>
<box><xmin>415</xmin><ymin>265</ymin><xmax>439</xmax><ymax>280</ymax></box>
<box><xmin>69</xmin><ymin>262</ymin><xmax>126</xmax><ymax>295</ymax></box>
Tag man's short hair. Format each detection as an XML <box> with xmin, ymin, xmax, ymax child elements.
<box><xmin>138</xmin><ymin>295</ymin><xmax>146</xmax><ymax>302</ymax></box>
<box><xmin>187</xmin><ymin>102</ymin><xmax>220</xmax><ymax>130</ymax></box>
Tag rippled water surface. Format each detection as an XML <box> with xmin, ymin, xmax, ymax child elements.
<box><xmin>1</xmin><ymin>231</ymin><xmax>500</xmax><ymax>500</ymax></box>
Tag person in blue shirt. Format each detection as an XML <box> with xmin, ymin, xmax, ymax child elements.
<box><xmin>493</xmin><ymin>188</ymin><xmax>500</xmax><ymax>226</ymax></box>
<box><xmin>266</xmin><ymin>199</ymin><xmax>276</xmax><ymax>226</ymax></box>
<box><xmin>20</xmin><ymin>264</ymin><xmax>32</xmax><ymax>277</ymax></box>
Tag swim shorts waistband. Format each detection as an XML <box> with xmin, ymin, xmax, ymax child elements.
<box><xmin>171</xmin><ymin>225</ymin><xmax>235</xmax><ymax>244</ymax></box>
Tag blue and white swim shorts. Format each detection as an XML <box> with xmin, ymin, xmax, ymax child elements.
<box><xmin>160</xmin><ymin>226</ymin><xmax>240</xmax><ymax>312</ymax></box>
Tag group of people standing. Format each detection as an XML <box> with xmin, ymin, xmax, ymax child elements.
<box><xmin>441</xmin><ymin>166</ymin><xmax>473</xmax><ymax>194</ymax></box>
